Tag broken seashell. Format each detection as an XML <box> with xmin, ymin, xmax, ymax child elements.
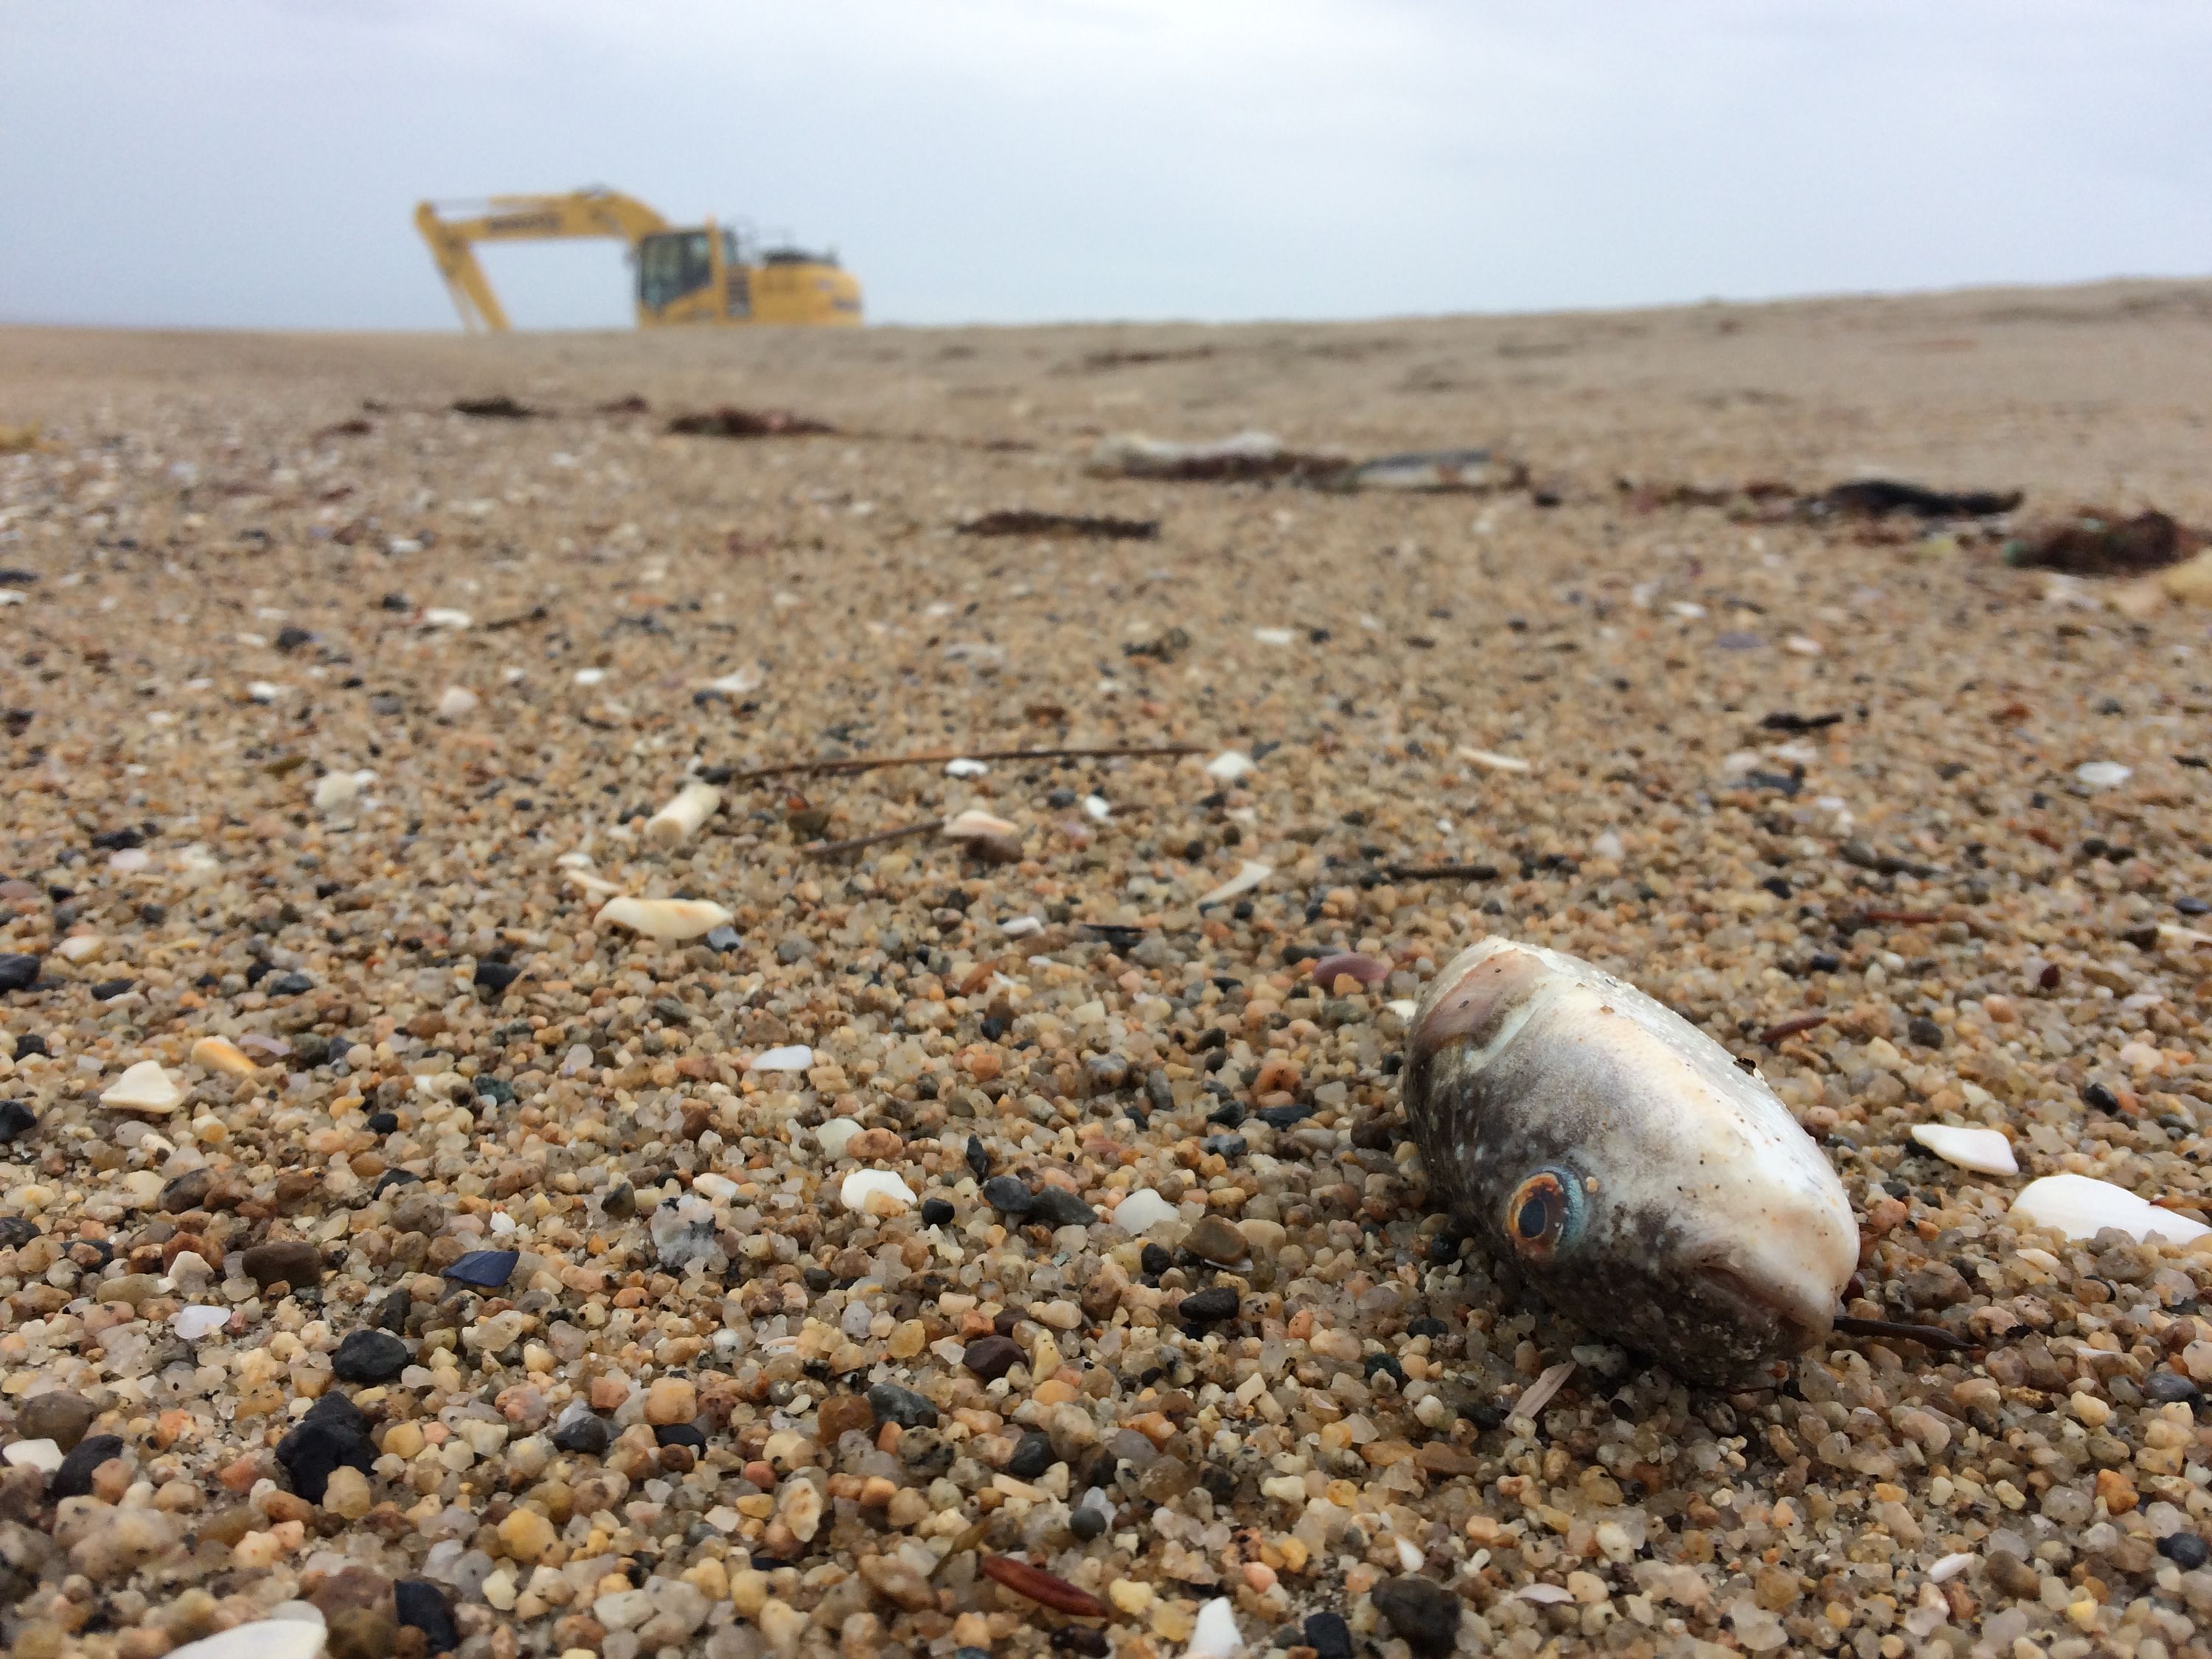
<box><xmin>1197</xmin><ymin>860</ymin><xmax>1271</xmax><ymax>909</ymax></box>
<box><xmin>101</xmin><ymin>1060</ymin><xmax>185</xmax><ymax>1115</ymax></box>
<box><xmin>436</xmin><ymin>685</ymin><xmax>479</xmax><ymax>718</ymax></box>
<box><xmin>1458</xmin><ymin>745</ymin><xmax>1532</xmax><ymax>773</ymax></box>
<box><xmin>421</xmin><ymin>608</ymin><xmax>472</xmax><ymax>630</ymax></box>
<box><xmin>2009</xmin><ymin>1172</ymin><xmax>2208</xmax><ymax>1245</ymax></box>
<box><xmin>2075</xmin><ymin>760</ymin><xmax>2131</xmax><ymax>789</ymax></box>
<box><xmin>840</xmin><ymin>1168</ymin><xmax>917</xmax><ymax>1215</ymax></box>
<box><xmin>191</xmin><ymin>1037</ymin><xmax>259</xmax><ymax>1077</ymax></box>
<box><xmin>1204</xmin><ymin>751</ymin><xmax>1254</xmax><ymax>782</ymax></box>
<box><xmin>749</xmin><ymin>1044</ymin><xmax>814</xmax><ymax>1072</ymax></box>
<box><xmin>1513</xmin><ymin>1360</ymin><xmax>1576</xmax><ymax>1422</ymax></box>
<box><xmin>1910</xmin><ymin>1123</ymin><xmax>2017</xmax><ymax>1175</ymax></box>
<box><xmin>595</xmin><ymin>896</ymin><xmax>733</xmax><ymax>941</ymax></box>
<box><xmin>646</xmin><ymin>780</ymin><xmax>723</xmax><ymax>846</ymax></box>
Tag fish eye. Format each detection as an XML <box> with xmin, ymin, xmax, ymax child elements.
<box><xmin>1504</xmin><ymin>1167</ymin><xmax>1585</xmax><ymax>1260</ymax></box>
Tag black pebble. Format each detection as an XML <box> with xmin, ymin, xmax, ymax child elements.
<box><xmin>1368</xmin><ymin>1577</ymin><xmax>1464</xmax><ymax>1655</ymax></box>
<box><xmin>473</xmin><ymin>960</ymin><xmax>523</xmax><ymax>993</ymax></box>
<box><xmin>981</xmin><ymin>1174</ymin><xmax>1034</xmax><ymax>1215</ymax></box>
<box><xmin>275</xmin><ymin>1394</ymin><xmax>374</xmax><ymax>1502</ymax></box>
<box><xmin>866</xmin><ymin>1382</ymin><xmax>939</xmax><ymax>1428</ymax></box>
<box><xmin>50</xmin><ymin>1433</ymin><xmax>125</xmax><ymax>1499</ymax></box>
<box><xmin>90</xmin><ymin>978</ymin><xmax>134</xmax><ymax>1001</ymax></box>
<box><xmin>1808</xmin><ymin>951</ymin><xmax>1841</xmax><ymax>973</ymax></box>
<box><xmin>366</xmin><ymin>1111</ymin><xmax>399</xmax><ymax>1134</ymax></box>
<box><xmin>0</xmin><ymin>1101</ymin><xmax>35</xmax><ymax>1143</ymax></box>
<box><xmin>1906</xmin><ymin>1015</ymin><xmax>1944</xmax><ymax>1049</ymax></box>
<box><xmin>2159</xmin><ymin>1533</ymin><xmax>2210</xmax><ymax>1571</ymax></box>
<box><xmin>1047</xmin><ymin>788</ymin><xmax>1077</xmax><ymax>809</ymax></box>
<box><xmin>1006</xmin><ymin>1429</ymin><xmax>1056</xmax><ymax>1478</ymax></box>
<box><xmin>1029</xmin><ymin>1186</ymin><xmax>1096</xmax><ymax>1228</ymax></box>
<box><xmin>473</xmin><ymin>1076</ymin><xmax>515</xmax><ymax>1105</ymax></box>
<box><xmin>1206</xmin><ymin>1101</ymin><xmax>1247</xmax><ymax>1129</ymax></box>
<box><xmin>2084</xmin><ymin>1081</ymin><xmax>2120</xmax><ymax>1113</ymax></box>
<box><xmin>2144</xmin><ymin>1371</ymin><xmax>2202</xmax><ymax>1406</ymax></box>
<box><xmin>1180</xmin><ymin>1285</ymin><xmax>1239</xmax><ymax>1323</ymax></box>
<box><xmin>965</xmin><ymin>1134</ymin><xmax>990</xmax><ymax>1181</ymax></box>
<box><xmin>1139</xmin><ymin>1243</ymin><xmax>1171</xmax><ymax>1276</ymax></box>
<box><xmin>0</xmin><ymin>1217</ymin><xmax>38</xmax><ymax>1249</ymax></box>
<box><xmin>920</xmin><ymin>1197</ymin><xmax>955</xmax><ymax>1227</ymax></box>
<box><xmin>1201</xmin><ymin>1134</ymin><xmax>1246</xmax><ymax>1158</ymax></box>
<box><xmin>331</xmin><ymin>1327</ymin><xmax>411</xmax><ymax>1384</ymax></box>
<box><xmin>394</xmin><ymin>1579</ymin><xmax>461</xmax><ymax>1654</ymax></box>
<box><xmin>442</xmin><ymin>1248</ymin><xmax>518</xmax><ymax>1288</ymax></box>
<box><xmin>1069</xmin><ymin>1507</ymin><xmax>1107</xmax><ymax>1541</ymax></box>
<box><xmin>1363</xmin><ymin>1352</ymin><xmax>1408</xmax><ymax>1387</ymax></box>
<box><xmin>2178</xmin><ymin>897</ymin><xmax>2211</xmax><ymax>917</ymax></box>
<box><xmin>12</xmin><ymin>1033</ymin><xmax>46</xmax><ymax>1057</ymax></box>
<box><xmin>1255</xmin><ymin>1103</ymin><xmax>1313</xmax><ymax>1130</ymax></box>
<box><xmin>371</xmin><ymin>1168</ymin><xmax>418</xmax><ymax>1197</ymax></box>
<box><xmin>654</xmin><ymin>1423</ymin><xmax>707</xmax><ymax>1450</ymax></box>
<box><xmin>1306</xmin><ymin>1612</ymin><xmax>1354</xmax><ymax>1659</ymax></box>
<box><xmin>552</xmin><ymin>1411</ymin><xmax>613</xmax><ymax>1455</ymax></box>
<box><xmin>266</xmin><ymin>972</ymin><xmax>314</xmax><ymax>997</ymax></box>
<box><xmin>1052</xmin><ymin>1629</ymin><xmax>1109</xmax><ymax>1658</ymax></box>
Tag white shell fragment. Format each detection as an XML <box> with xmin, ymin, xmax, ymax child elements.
<box><xmin>1457</xmin><ymin>745</ymin><xmax>1532</xmax><ymax>773</ymax></box>
<box><xmin>2</xmin><ymin>1439</ymin><xmax>62</xmax><ymax>1472</ymax></box>
<box><xmin>173</xmin><ymin>1304</ymin><xmax>231</xmax><ymax>1340</ymax></box>
<box><xmin>1251</xmin><ymin>627</ymin><xmax>1296</xmax><ymax>645</ymax></box>
<box><xmin>1000</xmin><ymin>915</ymin><xmax>1044</xmax><ymax>938</ymax></box>
<box><xmin>1111</xmin><ymin>1189</ymin><xmax>1179</xmax><ymax>1231</ymax></box>
<box><xmin>1927</xmin><ymin>1552</ymin><xmax>1976</xmax><ymax>1584</ymax></box>
<box><xmin>814</xmin><ymin>1118</ymin><xmax>864</xmax><ymax>1158</ymax></box>
<box><xmin>944</xmin><ymin>757</ymin><xmax>990</xmax><ymax>778</ymax></box>
<box><xmin>1514</xmin><ymin>1360</ymin><xmax>1576</xmax><ymax>1422</ymax></box>
<box><xmin>1183</xmin><ymin>1598</ymin><xmax>1243</xmax><ymax>1659</ymax></box>
<box><xmin>435</xmin><ymin>685</ymin><xmax>479</xmax><ymax>719</ymax></box>
<box><xmin>703</xmin><ymin>665</ymin><xmax>763</xmax><ymax>695</ymax></box>
<box><xmin>645</xmin><ymin>780</ymin><xmax>723</xmax><ymax>846</ymax></box>
<box><xmin>2009</xmin><ymin>1173</ymin><xmax>2209</xmax><ymax>1245</ymax></box>
<box><xmin>2075</xmin><ymin>761</ymin><xmax>2132</xmax><ymax>789</ymax></box>
<box><xmin>1197</xmin><ymin>860</ymin><xmax>1272</xmax><ymax>908</ymax></box>
<box><xmin>1204</xmin><ymin>751</ymin><xmax>1254</xmax><ymax>782</ymax></box>
<box><xmin>1911</xmin><ymin>1124</ymin><xmax>2018</xmax><ymax>1175</ymax></box>
<box><xmin>101</xmin><ymin>1060</ymin><xmax>185</xmax><ymax>1115</ymax></box>
<box><xmin>840</xmin><ymin>1169</ymin><xmax>917</xmax><ymax>1215</ymax></box>
<box><xmin>311</xmin><ymin>770</ymin><xmax>372</xmax><ymax>813</ymax></box>
<box><xmin>421</xmin><ymin>608</ymin><xmax>472</xmax><ymax>630</ymax></box>
<box><xmin>749</xmin><ymin>1044</ymin><xmax>815</xmax><ymax>1073</ymax></box>
<box><xmin>166</xmin><ymin>1621</ymin><xmax>330</xmax><ymax>1659</ymax></box>
<box><xmin>1515</xmin><ymin>1584</ymin><xmax>1573</xmax><ymax>1605</ymax></box>
<box><xmin>942</xmin><ymin>807</ymin><xmax>1018</xmax><ymax>841</ymax></box>
<box><xmin>594</xmin><ymin>896</ymin><xmax>733</xmax><ymax>941</ymax></box>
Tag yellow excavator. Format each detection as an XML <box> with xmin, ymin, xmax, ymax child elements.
<box><xmin>413</xmin><ymin>189</ymin><xmax>862</xmax><ymax>331</ymax></box>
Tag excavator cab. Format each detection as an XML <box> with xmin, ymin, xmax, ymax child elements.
<box><xmin>635</xmin><ymin>223</ymin><xmax>860</xmax><ymax>327</ymax></box>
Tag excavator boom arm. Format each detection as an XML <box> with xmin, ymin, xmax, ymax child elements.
<box><xmin>413</xmin><ymin>190</ymin><xmax>672</xmax><ymax>333</ymax></box>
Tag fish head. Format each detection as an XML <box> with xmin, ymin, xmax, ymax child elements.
<box><xmin>1408</xmin><ymin>938</ymin><xmax>1860</xmax><ymax>1382</ymax></box>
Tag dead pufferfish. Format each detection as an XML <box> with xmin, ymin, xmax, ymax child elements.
<box><xmin>1404</xmin><ymin>937</ymin><xmax>1859</xmax><ymax>1382</ymax></box>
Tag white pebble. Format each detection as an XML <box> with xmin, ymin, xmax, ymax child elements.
<box><xmin>703</xmin><ymin>665</ymin><xmax>764</xmax><ymax>695</ymax></box>
<box><xmin>311</xmin><ymin>770</ymin><xmax>372</xmax><ymax>813</ymax></box>
<box><xmin>646</xmin><ymin>780</ymin><xmax>723</xmax><ymax>846</ymax></box>
<box><xmin>1785</xmin><ymin>635</ymin><xmax>1823</xmax><ymax>655</ymax></box>
<box><xmin>1082</xmin><ymin>794</ymin><xmax>1111</xmax><ymax>821</ymax></box>
<box><xmin>943</xmin><ymin>807</ymin><xmax>1018</xmax><ymax>841</ymax></box>
<box><xmin>1197</xmin><ymin>860</ymin><xmax>1271</xmax><ymax>908</ymax></box>
<box><xmin>101</xmin><ymin>1060</ymin><xmax>184</xmax><ymax>1115</ymax></box>
<box><xmin>172</xmin><ymin>1304</ymin><xmax>231</xmax><ymax>1340</ymax></box>
<box><xmin>1910</xmin><ymin>1124</ymin><xmax>2017</xmax><ymax>1175</ymax></box>
<box><xmin>815</xmin><ymin>1118</ymin><xmax>864</xmax><ymax>1158</ymax></box>
<box><xmin>109</xmin><ymin>846</ymin><xmax>151</xmax><ymax>873</ymax></box>
<box><xmin>1591</xmin><ymin>830</ymin><xmax>1624</xmax><ymax>860</ymax></box>
<box><xmin>246</xmin><ymin>681</ymin><xmax>282</xmax><ymax>704</ymax></box>
<box><xmin>2076</xmin><ymin>760</ymin><xmax>2132</xmax><ymax>789</ymax></box>
<box><xmin>944</xmin><ymin>757</ymin><xmax>990</xmax><ymax>777</ymax></box>
<box><xmin>1516</xmin><ymin>1584</ymin><xmax>1573</xmax><ymax>1604</ymax></box>
<box><xmin>2010</xmin><ymin>1173</ymin><xmax>2209</xmax><ymax>1245</ymax></box>
<box><xmin>436</xmin><ymin>685</ymin><xmax>479</xmax><ymax>719</ymax></box>
<box><xmin>1000</xmin><ymin>915</ymin><xmax>1044</xmax><ymax>937</ymax></box>
<box><xmin>422</xmin><ymin>608</ymin><xmax>472</xmax><ymax>630</ymax></box>
<box><xmin>1</xmin><ymin>1439</ymin><xmax>62</xmax><ymax>1472</ymax></box>
<box><xmin>595</xmin><ymin>896</ymin><xmax>733</xmax><ymax>941</ymax></box>
<box><xmin>840</xmin><ymin>1169</ymin><xmax>917</xmax><ymax>1216</ymax></box>
<box><xmin>750</xmin><ymin>1044</ymin><xmax>815</xmax><ymax>1072</ymax></box>
<box><xmin>1112</xmin><ymin>1189</ymin><xmax>1179</xmax><ymax>1232</ymax></box>
<box><xmin>1927</xmin><ymin>1552</ymin><xmax>1975</xmax><ymax>1583</ymax></box>
<box><xmin>1183</xmin><ymin>1598</ymin><xmax>1242</xmax><ymax>1659</ymax></box>
<box><xmin>573</xmin><ymin>667</ymin><xmax>607</xmax><ymax>686</ymax></box>
<box><xmin>1251</xmin><ymin>627</ymin><xmax>1295</xmax><ymax>645</ymax></box>
<box><xmin>1204</xmin><ymin>751</ymin><xmax>1253</xmax><ymax>781</ymax></box>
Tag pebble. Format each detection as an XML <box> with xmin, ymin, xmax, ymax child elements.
<box><xmin>866</xmin><ymin>1382</ymin><xmax>940</xmax><ymax>1428</ymax></box>
<box><xmin>330</xmin><ymin>1328</ymin><xmax>411</xmax><ymax>1383</ymax></box>
<box><xmin>1368</xmin><ymin>1576</ymin><xmax>1462</xmax><ymax>1655</ymax></box>
<box><xmin>595</xmin><ymin>895</ymin><xmax>735</xmax><ymax>940</ymax></box>
<box><xmin>1183</xmin><ymin>1215</ymin><xmax>1250</xmax><ymax>1263</ymax></box>
<box><xmin>394</xmin><ymin>1579</ymin><xmax>460</xmax><ymax>1653</ymax></box>
<box><xmin>17</xmin><ymin>1391</ymin><xmax>98</xmax><ymax>1451</ymax></box>
<box><xmin>241</xmin><ymin>1239</ymin><xmax>325</xmax><ymax>1291</ymax></box>
<box><xmin>961</xmin><ymin>1334</ymin><xmax>1024</xmax><ymax>1380</ymax></box>
<box><xmin>1030</xmin><ymin>1186</ymin><xmax>1097</xmax><ymax>1227</ymax></box>
<box><xmin>274</xmin><ymin>1395</ymin><xmax>375</xmax><ymax>1503</ymax></box>
<box><xmin>172</xmin><ymin>1304</ymin><xmax>231</xmax><ymax>1340</ymax></box>
<box><xmin>1112</xmin><ymin>1189</ymin><xmax>1179</xmax><ymax>1231</ymax></box>
<box><xmin>166</xmin><ymin>1624</ymin><xmax>331</xmax><ymax>1659</ymax></box>
<box><xmin>646</xmin><ymin>779</ymin><xmax>723</xmax><ymax>845</ymax></box>
<box><xmin>1179</xmin><ymin>1285</ymin><xmax>1240</xmax><ymax>1323</ymax></box>
<box><xmin>3</xmin><ymin>1438</ymin><xmax>63</xmax><ymax>1472</ymax></box>
<box><xmin>1184</xmin><ymin>1598</ymin><xmax>1243</xmax><ymax>1659</ymax></box>
<box><xmin>442</xmin><ymin>1248</ymin><xmax>520</xmax><ymax>1287</ymax></box>
<box><xmin>751</xmin><ymin>1043</ymin><xmax>815</xmax><ymax>1071</ymax></box>
<box><xmin>981</xmin><ymin>1174</ymin><xmax>1035</xmax><ymax>1214</ymax></box>
<box><xmin>190</xmin><ymin>1035</ymin><xmax>260</xmax><ymax>1076</ymax></box>
<box><xmin>52</xmin><ymin>1432</ymin><xmax>125</xmax><ymax>1499</ymax></box>
<box><xmin>841</xmin><ymin>1168</ymin><xmax>917</xmax><ymax>1214</ymax></box>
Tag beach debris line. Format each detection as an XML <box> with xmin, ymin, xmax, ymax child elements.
<box><xmin>2005</xmin><ymin>509</ymin><xmax>2194</xmax><ymax>576</ymax></box>
<box><xmin>666</xmin><ymin>406</ymin><xmax>835</xmax><ymax>438</ymax></box>
<box><xmin>708</xmin><ymin>740</ymin><xmax>1204</xmax><ymax>786</ymax></box>
<box><xmin>1403</xmin><ymin>936</ymin><xmax>1859</xmax><ymax>1381</ymax></box>
<box><xmin>1817</xmin><ymin>479</ymin><xmax>2023</xmax><ymax>519</ymax></box>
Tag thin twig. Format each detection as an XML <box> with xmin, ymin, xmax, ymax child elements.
<box><xmin>1832</xmin><ymin>1315</ymin><xmax>1972</xmax><ymax>1352</ymax></box>
<box><xmin>1861</xmin><ymin>910</ymin><xmax>1944</xmax><ymax>925</ymax></box>
<box><xmin>801</xmin><ymin>820</ymin><xmax>943</xmax><ymax>859</ymax></box>
<box><xmin>1384</xmin><ymin>863</ymin><xmax>1502</xmax><ymax>882</ymax></box>
<box><xmin>714</xmin><ymin>742</ymin><xmax>1204</xmax><ymax>786</ymax></box>
<box><xmin>1759</xmin><ymin>1012</ymin><xmax>1829</xmax><ymax>1046</ymax></box>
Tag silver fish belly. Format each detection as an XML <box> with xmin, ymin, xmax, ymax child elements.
<box><xmin>1405</xmin><ymin>937</ymin><xmax>1859</xmax><ymax>1382</ymax></box>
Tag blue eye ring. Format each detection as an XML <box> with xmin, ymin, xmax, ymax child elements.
<box><xmin>1505</xmin><ymin>1166</ymin><xmax>1587</xmax><ymax>1262</ymax></box>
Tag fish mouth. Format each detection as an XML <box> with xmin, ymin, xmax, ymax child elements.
<box><xmin>1695</xmin><ymin>1260</ymin><xmax>1837</xmax><ymax>1352</ymax></box>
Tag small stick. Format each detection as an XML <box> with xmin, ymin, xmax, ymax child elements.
<box><xmin>1759</xmin><ymin>1012</ymin><xmax>1829</xmax><ymax>1046</ymax></box>
<box><xmin>1862</xmin><ymin>910</ymin><xmax>1944</xmax><ymax>925</ymax></box>
<box><xmin>1384</xmin><ymin>863</ymin><xmax>1502</xmax><ymax>882</ymax></box>
<box><xmin>715</xmin><ymin>742</ymin><xmax>1204</xmax><ymax>786</ymax></box>
<box><xmin>1832</xmin><ymin>1315</ymin><xmax>1972</xmax><ymax>1352</ymax></box>
<box><xmin>801</xmin><ymin>820</ymin><xmax>943</xmax><ymax>859</ymax></box>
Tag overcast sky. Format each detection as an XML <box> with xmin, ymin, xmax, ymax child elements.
<box><xmin>2</xmin><ymin>0</ymin><xmax>2208</xmax><ymax>331</ymax></box>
